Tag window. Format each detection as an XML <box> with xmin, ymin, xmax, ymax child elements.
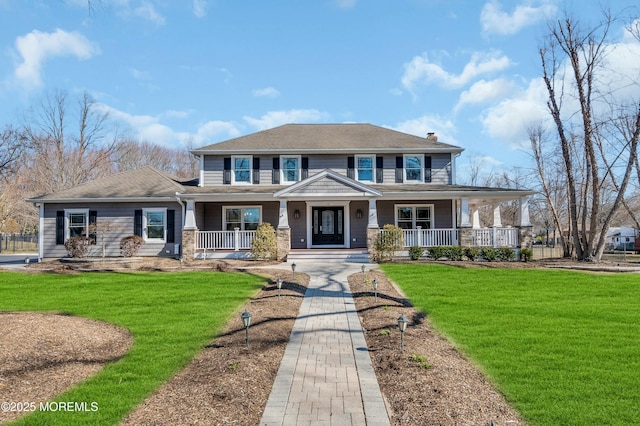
<box><xmin>404</xmin><ymin>155</ymin><xmax>423</xmax><ymax>182</ymax></box>
<box><xmin>223</xmin><ymin>206</ymin><xmax>261</xmax><ymax>231</ymax></box>
<box><xmin>65</xmin><ymin>209</ymin><xmax>89</xmax><ymax>239</ymax></box>
<box><xmin>143</xmin><ymin>208</ymin><xmax>166</xmax><ymax>242</ymax></box>
<box><xmin>395</xmin><ymin>205</ymin><xmax>433</xmax><ymax>229</ymax></box>
<box><xmin>232</xmin><ymin>156</ymin><xmax>252</xmax><ymax>184</ymax></box>
<box><xmin>281</xmin><ymin>156</ymin><xmax>300</xmax><ymax>183</ymax></box>
<box><xmin>356</xmin><ymin>155</ymin><xmax>375</xmax><ymax>182</ymax></box>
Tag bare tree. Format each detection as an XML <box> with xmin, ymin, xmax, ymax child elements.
<box><xmin>0</xmin><ymin>125</ymin><xmax>26</xmax><ymax>181</ymax></box>
<box><xmin>539</xmin><ymin>12</ymin><xmax>640</xmax><ymax>261</ymax></box>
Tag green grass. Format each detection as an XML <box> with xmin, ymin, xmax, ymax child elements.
<box><xmin>380</xmin><ymin>264</ymin><xmax>640</xmax><ymax>426</ymax></box>
<box><xmin>0</xmin><ymin>270</ymin><xmax>265</xmax><ymax>426</ymax></box>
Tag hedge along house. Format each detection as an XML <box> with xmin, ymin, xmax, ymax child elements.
<box><xmin>29</xmin><ymin>123</ymin><xmax>535</xmax><ymax>261</ymax></box>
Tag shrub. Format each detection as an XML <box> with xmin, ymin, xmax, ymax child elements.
<box><xmin>463</xmin><ymin>246</ymin><xmax>480</xmax><ymax>261</ymax></box>
<box><xmin>481</xmin><ymin>247</ymin><xmax>497</xmax><ymax>261</ymax></box>
<box><xmin>443</xmin><ymin>245</ymin><xmax>463</xmax><ymax>261</ymax></box>
<box><xmin>520</xmin><ymin>247</ymin><xmax>533</xmax><ymax>262</ymax></box>
<box><xmin>120</xmin><ymin>235</ymin><xmax>144</xmax><ymax>257</ymax></box>
<box><xmin>496</xmin><ymin>247</ymin><xmax>516</xmax><ymax>261</ymax></box>
<box><xmin>371</xmin><ymin>224</ymin><xmax>404</xmax><ymax>262</ymax></box>
<box><xmin>408</xmin><ymin>245</ymin><xmax>423</xmax><ymax>260</ymax></box>
<box><xmin>64</xmin><ymin>237</ymin><xmax>92</xmax><ymax>258</ymax></box>
<box><xmin>250</xmin><ymin>222</ymin><xmax>277</xmax><ymax>260</ymax></box>
<box><xmin>427</xmin><ymin>246</ymin><xmax>445</xmax><ymax>260</ymax></box>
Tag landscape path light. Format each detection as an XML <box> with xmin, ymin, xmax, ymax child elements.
<box><xmin>291</xmin><ymin>262</ymin><xmax>297</xmax><ymax>280</ymax></box>
<box><xmin>373</xmin><ymin>278</ymin><xmax>378</xmax><ymax>302</ymax></box>
<box><xmin>276</xmin><ymin>277</ymin><xmax>283</xmax><ymax>302</ymax></box>
<box><xmin>361</xmin><ymin>264</ymin><xmax>366</xmax><ymax>281</ymax></box>
<box><xmin>241</xmin><ymin>309</ymin><xmax>252</xmax><ymax>348</ymax></box>
<box><xmin>397</xmin><ymin>314</ymin><xmax>409</xmax><ymax>352</ymax></box>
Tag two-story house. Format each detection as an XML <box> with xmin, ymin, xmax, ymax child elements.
<box><xmin>29</xmin><ymin>123</ymin><xmax>534</xmax><ymax>261</ymax></box>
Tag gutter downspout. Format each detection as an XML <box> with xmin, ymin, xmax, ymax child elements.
<box><xmin>37</xmin><ymin>203</ymin><xmax>44</xmax><ymax>262</ymax></box>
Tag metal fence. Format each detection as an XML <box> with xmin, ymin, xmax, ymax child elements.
<box><xmin>0</xmin><ymin>233</ymin><xmax>39</xmax><ymax>253</ymax></box>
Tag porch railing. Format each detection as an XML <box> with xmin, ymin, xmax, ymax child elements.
<box><xmin>473</xmin><ymin>227</ymin><xmax>518</xmax><ymax>248</ymax></box>
<box><xmin>401</xmin><ymin>228</ymin><xmax>459</xmax><ymax>247</ymax></box>
<box><xmin>196</xmin><ymin>229</ymin><xmax>256</xmax><ymax>251</ymax></box>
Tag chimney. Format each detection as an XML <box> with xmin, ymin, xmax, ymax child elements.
<box><xmin>426</xmin><ymin>132</ymin><xmax>438</xmax><ymax>142</ymax></box>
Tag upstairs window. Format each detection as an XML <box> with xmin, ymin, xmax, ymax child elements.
<box><xmin>281</xmin><ymin>155</ymin><xmax>300</xmax><ymax>184</ymax></box>
<box><xmin>356</xmin><ymin>155</ymin><xmax>375</xmax><ymax>182</ymax></box>
<box><xmin>404</xmin><ymin>155</ymin><xmax>423</xmax><ymax>182</ymax></box>
<box><xmin>232</xmin><ymin>156</ymin><xmax>252</xmax><ymax>184</ymax></box>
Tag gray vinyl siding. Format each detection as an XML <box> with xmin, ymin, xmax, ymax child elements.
<box><xmin>350</xmin><ymin>200</ymin><xmax>368</xmax><ymax>248</ymax></box>
<box><xmin>375</xmin><ymin>200</ymin><xmax>454</xmax><ymax>229</ymax></box>
<box><xmin>41</xmin><ymin>202</ymin><xmax>183</xmax><ymax>259</ymax></box>
<box><xmin>289</xmin><ymin>201</ymin><xmax>307</xmax><ymax>249</ymax></box>
<box><xmin>201</xmin><ymin>153</ymin><xmax>452</xmax><ymax>186</ymax></box>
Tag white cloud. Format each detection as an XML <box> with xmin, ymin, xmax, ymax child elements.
<box><xmin>252</xmin><ymin>87</ymin><xmax>280</xmax><ymax>98</ymax></box>
<box><xmin>243</xmin><ymin>109</ymin><xmax>330</xmax><ymax>130</ymax></box>
<box><xmin>390</xmin><ymin>115</ymin><xmax>458</xmax><ymax>145</ymax></box>
<box><xmin>481</xmin><ymin>78</ymin><xmax>550</xmax><ymax>147</ymax></box>
<box><xmin>129</xmin><ymin>68</ymin><xmax>151</xmax><ymax>80</ymax></box>
<box><xmin>480</xmin><ymin>0</ymin><xmax>557</xmax><ymax>36</ymax></box>
<box><xmin>193</xmin><ymin>0</ymin><xmax>207</xmax><ymax>18</ymax></box>
<box><xmin>95</xmin><ymin>103</ymin><xmax>239</xmax><ymax>147</ymax></box>
<box><xmin>335</xmin><ymin>0</ymin><xmax>357</xmax><ymax>9</ymax></box>
<box><xmin>133</xmin><ymin>1</ymin><xmax>165</xmax><ymax>25</ymax></box>
<box><xmin>401</xmin><ymin>50</ymin><xmax>512</xmax><ymax>93</ymax></box>
<box><xmin>455</xmin><ymin>78</ymin><xmax>515</xmax><ymax>112</ymax></box>
<box><xmin>12</xmin><ymin>29</ymin><xmax>99</xmax><ymax>90</ymax></box>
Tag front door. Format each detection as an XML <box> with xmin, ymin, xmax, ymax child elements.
<box><xmin>312</xmin><ymin>207</ymin><xmax>344</xmax><ymax>245</ymax></box>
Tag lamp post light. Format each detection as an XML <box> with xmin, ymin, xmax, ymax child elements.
<box><xmin>291</xmin><ymin>262</ymin><xmax>297</xmax><ymax>280</ymax></box>
<box><xmin>276</xmin><ymin>277</ymin><xmax>283</xmax><ymax>302</ymax></box>
<box><xmin>373</xmin><ymin>278</ymin><xmax>378</xmax><ymax>302</ymax></box>
<box><xmin>361</xmin><ymin>264</ymin><xmax>366</xmax><ymax>281</ymax></box>
<box><xmin>397</xmin><ymin>314</ymin><xmax>409</xmax><ymax>351</ymax></box>
<box><xmin>241</xmin><ymin>309</ymin><xmax>252</xmax><ymax>348</ymax></box>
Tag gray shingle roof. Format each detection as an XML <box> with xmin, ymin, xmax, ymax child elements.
<box><xmin>28</xmin><ymin>167</ymin><xmax>190</xmax><ymax>201</ymax></box>
<box><xmin>192</xmin><ymin>123</ymin><xmax>463</xmax><ymax>153</ymax></box>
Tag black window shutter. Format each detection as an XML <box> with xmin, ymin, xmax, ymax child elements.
<box><xmin>424</xmin><ymin>155</ymin><xmax>432</xmax><ymax>183</ymax></box>
<box><xmin>301</xmin><ymin>157</ymin><xmax>309</xmax><ymax>179</ymax></box>
<box><xmin>272</xmin><ymin>157</ymin><xmax>280</xmax><ymax>184</ymax></box>
<box><xmin>56</xmin><ymin>211</ymin><xmax>65</xmax><ymax>245</ymax></box>
<box><xmin>376</xmin><ymin>156</ymin><xmax>384</xmax><ymax>183</ymax></box>
<box><xmin>89</xmin><ymin>210</ymin><xmax>97</xmax><ymax>244</ymax></box>
<box><xmin>253</xmin><ymin>157</ymin><xmax>260</xmax><ymax>184</ymax></box>
<box><xmin>395</xmin><ymin>156</ymin><xmax>403</xmax><ymax>183</ymax></box>
<box><xmin>167</xmin><ymin>209</ymin><xmax>175</xmax><ymax>243</ymax></box>
<box><xmin>223</xmin><ymin>157</ymin><xmax>231</xmax><ymax>185</ymax></box>
<box><xmin>134</xmin><ymin>209</ymin><xmax>143</xmax><ymax>237</ymax></box>
<box><xmin>347</xmin><ymin>156</ymin><xmax>355</xmax><ymax>179</ymax></box>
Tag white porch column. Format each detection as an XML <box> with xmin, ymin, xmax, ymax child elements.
<box><xmin>472</xmin><ymin>208</ymin><xmax>481</xmax><ymax>229</ymax></box>
<box><xmin>492</xmin><ymin>204</ymin><xmax>502</xmax><ymax>227</ymax></box>
<box><xmin>460</xmin><ymin>198</ymin><xmax>471</xmax><ymax>227</ymax></box>
<box><xmin>184</xmin><ymin>200</ymin><xmax>197</xmax><ymax>230</ymax></box>
<box><xmin>278</xmin><ymin>199</ymin><xmax>290</xmax><ymax>229</ymax></box>
<box><xmin>367</xmin><ymin>198</ymin><xmax>379</xmax><ymax>229</ymax></box>
<box><xmin>518</xmin><ymin>196</ymin><xmax>532</xmax><ymax>227</ymax></box>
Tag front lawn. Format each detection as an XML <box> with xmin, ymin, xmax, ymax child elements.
<box><xmin>0</xmin><ymin>270</ymin><xmax>265</xmax><ymax>426</ymax></box>
<box><xmin>380</xmin><ymin>264</ymin><xmax>640</xmax><ymax>426</ymax></box>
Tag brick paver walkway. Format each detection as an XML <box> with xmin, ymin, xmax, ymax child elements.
<box><xmin>260</xmin><ymin>263</ymin><xmax>390</xmax><ymax>426</ymax></box>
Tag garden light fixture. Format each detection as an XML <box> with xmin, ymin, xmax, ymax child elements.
<box><xmin>241</xmin><ymin>309</ymin><xmax>252</xmax><ymax>348</ymax></box>
<box><xmin>361</xmin><ymin>264</ymin><xmax>366</xmax><ymax>281</ymax></box>
<box><xmin>276</xmin><ymin>277</ymin><xmax>283</xmax><ymax>302</ymax></box>
<box><xmin>291</xmin><ymin>262</ymin><xmax>297</xmax><ymax>280</ymax></box>
<box><xmin>373</xmin><ymin>278</ymin><xmax>378</xmax><ymax>302</ymax></box>
<box><xmin>397</xmin><ymin>314</ymin><xmax>408</xmax><ymax>351</ymax></box>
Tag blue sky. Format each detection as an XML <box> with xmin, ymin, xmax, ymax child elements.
<box><xmin>1</xmin><ymin>0</ymin><xmax>639</xmax><ymax>183</ymax></box>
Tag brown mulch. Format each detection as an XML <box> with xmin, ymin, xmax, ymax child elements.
<box><xmin>0</xmin><ymin>312</ymin><xmax>132</xmax><ymax>423</ymax></box>
<box><xmin>7</xmin><ymin>257</ymin><xmax>636</xmax><ymax>424</ymax></box>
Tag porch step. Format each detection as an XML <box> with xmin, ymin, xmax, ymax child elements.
<box><xmin>287</xmin><ymin>249</ymin><xmax>371</xmax><ymax>263</ymax></box>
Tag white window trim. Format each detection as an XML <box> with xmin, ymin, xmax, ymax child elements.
<box><xmin>403</xmin><ymin>154</ymin><xmax>424</xmax><ymax>183</ymax></box>
<box><xmin>64</xmin><ymin>208</ymin><xmax>89</xmax><ymax>240</ymax></box>
<box><xmin>222</xmin><ymin>206</ymin><xmax>263</xmax><ymax>231</ymax></box>
<box><xmin>280</xmin><ymin>155</ymin><xmax>301</xmax><ymax>185</ymax></box>
<box><xmin>355</xmin><ymin>154</ymin><xmax>375</xmax><ymax>183</ymax></box>
<box><xmin>231</xmin><ymin>155</ymin><xmax>253</xmax><ymax>185</ymax></box>
<box><xmin>394</xmin><ymin>204</ymin><xmax>434</xmax><ymax>229</ymax></box>
<box><xmin>143</xmin><ymin>207</ymin><xmax>167</xmax><ymax>243</ymax></box>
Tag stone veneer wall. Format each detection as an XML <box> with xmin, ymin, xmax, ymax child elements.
<box><xmin>276</xmin><ymin>228</ymin><xmax>291</xmax><ymax>261</ymax></box>
<box><xmin>518</xmin><ymin>226</ymin><xmax>534</xmax><ymax>248</ymax></box>
<box><xmin>182</xmin><ymin>229</ymin><xmax>196</xmax><ymax>259</ymax></box>
<box><xmin>458</xmin><ymin>227</ymin><xmax>473</xmax><ymax>247</ymax></box>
